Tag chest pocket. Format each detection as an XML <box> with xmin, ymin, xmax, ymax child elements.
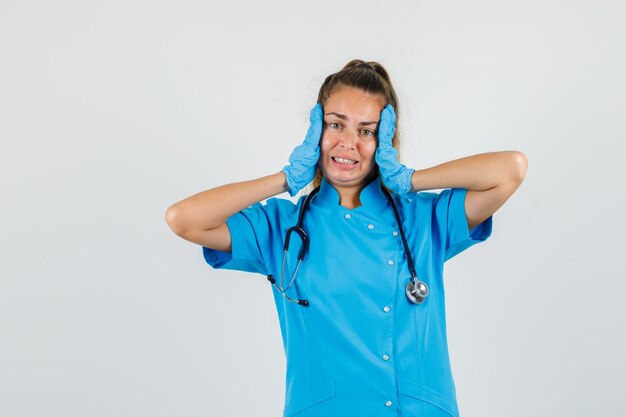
<box><xmin>283</xmin><ymin>380</ymin><xmax>336</xmax><ymax>417</ymax></box>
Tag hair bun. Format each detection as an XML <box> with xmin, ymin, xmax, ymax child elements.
<box><xmin>356</xmin><ymin>62</ymin><xmax>374</xmax><ymax>70</ymax></box>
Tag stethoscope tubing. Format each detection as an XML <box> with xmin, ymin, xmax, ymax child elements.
<box><xmin>267</xmin><ymin>183</ymin><xmax>428</xmax><ymax>307</ymax></box>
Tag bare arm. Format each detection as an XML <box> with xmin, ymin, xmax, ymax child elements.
<box><xmin>410</xmin><ymin>151</ymin><xmax>528</xmax><ymax>230</ymax></box>
<box><xmin>165</xmin><ymin>104</ymin><xmax>323</xmax><ymax>252</ymax></box>
<box><xmin>165</xmin><ymin>172</ymin><xmax>289</xmax><ymax>251</ymax></box>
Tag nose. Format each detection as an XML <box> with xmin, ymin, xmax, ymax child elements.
<box><xmin>338</xmin><ymin>130</ymin><xmax>358</xmax><ymax>149</ymax></box>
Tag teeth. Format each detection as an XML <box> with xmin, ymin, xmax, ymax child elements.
<box><xmin>334</xmin><ymin>157</ymin><xmax>356</xmax><ymax>165</ymax></box>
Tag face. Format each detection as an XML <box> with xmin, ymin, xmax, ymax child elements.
<box><xmin>319</xmin><ymin>85</ymin><xmax>387</xmax><ymax>192</ymax></box>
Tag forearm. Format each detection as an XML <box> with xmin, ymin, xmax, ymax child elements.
<box><xmin>166</xmin><ymin>171</ymin><xmax>289</xmax><ymax>234</ymax></box>
<box><xmin>410</xmin><ymin>151</ymin><xmax>527</xmax><ymax>192</ymax></box>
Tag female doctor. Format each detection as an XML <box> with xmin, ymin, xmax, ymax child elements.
<box><xmin>165</xmin><ymin>59</ymin><xmax>527</xmax><ymax>417</ymax></box>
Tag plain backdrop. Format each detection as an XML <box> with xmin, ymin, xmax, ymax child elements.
<box><xmin>1</xmin><ymin>0</ymin><xmax>625</xmax><ymax>416</ymax></box>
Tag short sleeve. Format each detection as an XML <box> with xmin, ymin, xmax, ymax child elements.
<box><xmin>201</xmin><ymin>202</ymin><xmax>273</xmax><ymax>275</ymax></box>
<box><xmin>433</xmin><ymin>188</ymin><xmax>493</xmax><ymax>262</ymax></box>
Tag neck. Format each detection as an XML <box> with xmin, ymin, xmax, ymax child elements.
<box><xmin>331</xmin><ymin>176</ymin><xmax>377</xmax><ymax>209</ymax></box>
<box><xmin>338</xmin><ymin>188</ymin><xmax>362</xmax><ymax>209</ymax></box>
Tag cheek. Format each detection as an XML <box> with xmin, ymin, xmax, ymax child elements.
<box><xmin>320</xmin><ymin>132</ymin><xmax>338</xmax><ymax>153</ymax></box>
<box><xmin>358</xmin><ymin>141</ymin><xmax>377</xmax><ymax>161</ymax></box>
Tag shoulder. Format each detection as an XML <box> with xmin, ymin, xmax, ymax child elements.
<box><xmin>243</xmin><ymin>195</ymin><xmax>307</xmax><ymax>224</ymax></box>
<box><xmin>391</xmin><ymin>189</ymin><xmax>441</xmax><ymax>211</ymax></box>
<box><xmin>391</xmin><ymin>189</ymin><xmax>464</xmax><ymax>223</ymax></box>
<box><xmin>262</xmin><ymin>195</ymin><xmax>307</xmax><ymax>212</ymax></box>
<box><xmin>410</xmin><ymin>188</ymin><xmax>465</xmax><ymax>208</ymax></box>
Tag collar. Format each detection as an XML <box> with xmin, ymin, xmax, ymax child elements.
<box><xmin>312</xmin><ymin>176</ymin><xmax>389</xmax><ymax>214</ymax></box>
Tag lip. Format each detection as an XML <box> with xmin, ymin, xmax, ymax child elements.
<box><xmin>330</xmin><ymin>156</ymin><xmax>359</xmax><ymax>170</ymax></box>
<box><xmin>331</xmin><ymin>155</ymin><xmax>359</xmax><ymax>162</ymax></box>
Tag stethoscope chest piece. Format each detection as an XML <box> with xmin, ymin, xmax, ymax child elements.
<box><xmin>405</xmin><ymin>279</ymin><xmax>429</xmax><ymax>304</ymax></box>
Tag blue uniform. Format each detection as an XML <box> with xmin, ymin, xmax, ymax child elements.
<box><xmin>203</xmin><ymin>176</ymin><xmax>493</xmax><ymax>417</ymax></box>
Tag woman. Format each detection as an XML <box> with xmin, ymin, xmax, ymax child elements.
<box><xmin>166</xmin><ymin>59</ymin><xmax>527</xmax><ymax>417</ymax></box>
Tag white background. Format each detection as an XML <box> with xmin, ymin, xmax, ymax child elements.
<box><xmin>1</xmin><ymin>0</ymin><xmax>625</xmax><ymax>416</ymax></box>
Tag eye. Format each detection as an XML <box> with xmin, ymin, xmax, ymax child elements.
<box><xmin>329</xmin><ymin>122</ymin><xmax>341</xmax><ymax>129</ymax></box>
<box><xmin>360</xmin><ymin>129</ymin><xmax>375</xmax><ymax>136</ymax></box>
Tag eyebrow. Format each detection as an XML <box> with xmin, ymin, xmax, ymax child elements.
<box><xmin>325</xmin><ymin>112</ymin><xmax>379</xmax><ymax>126</ymax></box>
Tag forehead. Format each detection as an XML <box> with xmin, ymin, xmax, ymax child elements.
<box><xmin>325</xmin><ymin>86</ymin><xmax>386</xmax><ymax>119</ymax></box>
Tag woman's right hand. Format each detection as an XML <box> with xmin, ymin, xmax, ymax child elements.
<box><xmin>281</xmin><ymin>103</ymin><xmax>324</xmax><ymax>197</ymax></box>
<box><xmin>166</xmin><ymin>104</ymin><xmax>323</xmax><ymax>250</ymax></box>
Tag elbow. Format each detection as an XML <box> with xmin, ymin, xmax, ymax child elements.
<box><xmin>165</xmin><ymin>205</ymin><xmax>187</xmax><ymax>236</ymax></box>
<box><xmin>509</xmin><ymin>151</ymin><xmax>528</xmax><ymax>183</ymax></box>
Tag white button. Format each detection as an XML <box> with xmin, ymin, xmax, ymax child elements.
<box><xmin>392</xmin><ymin>231</ymin><xmax>399</xmax><ymax>236</ymax></box>
<box><xmin>383</xmin><ymin>306</ymin><xmax>390</xmax><ymax>312</ymax></box>
<box><xmin>387</xmin><ymin>260</ymin><xmax>394</xmax><ymax>266</ymax></box>
<box><xmin>385</xmin><ymin>400</ymin><xmax>393</xmax><ymax>407</ymax></box>
<box><xmin>344</xmin><ymin>213</ymin><xmax>351</xmax><ymax>219</ymax></box>
<box><xmin>367</xmin><ymin>224</ymin><xmax>374</xmax><ymax>230</ymax></box>
<box><xmin>382</xmin><ymin>354</ymin><xmax>390</xmax><ymax>361</ymax></box>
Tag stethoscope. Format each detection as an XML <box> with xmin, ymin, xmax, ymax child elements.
<box><xmin>266</xmin><ymin>183</ymin><xmax>429</xmax><ymax>307</ymax></box>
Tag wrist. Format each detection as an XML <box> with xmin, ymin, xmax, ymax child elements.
<box><xmin>279</xmin><ymin>168</ymin><xmax>297</xmax><ymax>196</ymax></box>
<box><xmin>409</xmin><ymin>168</ymin><xmax>437</xmax><ymax>193</ymax></box>
<box><xmin>277</xmin><ymin>171</ymin><xmax>290</xmax><ymax>193</ymax></box>
<box><xmin>405</xmin><ymin>168</ymin><xmax>417</xmax><ymax>194</ymax></box>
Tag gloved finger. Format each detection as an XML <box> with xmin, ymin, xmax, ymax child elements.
<box><xmin>375</xmin><ymin>142</ymin><xmax>400</xmax><ymax>166</ymax></box>
<box><xmin>377</xmin><ymin>104</ymin><xmax>396</xmax><ymax>147</ymax></box>
<box><xmin>303</xmin><ymin>103</ymin><xmax>324</xmax><ymax>147</ymax></box>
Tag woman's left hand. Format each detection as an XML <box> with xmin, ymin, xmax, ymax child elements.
<box><xmin>375</xmin><ymin>104</ymin><xmax>415</xmax><ymax>198</ymax></box>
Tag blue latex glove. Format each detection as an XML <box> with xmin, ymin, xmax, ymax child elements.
<box><xmin>375</xmin><ymin>104</ymin><xmax>415</xmax><ymax>198</ymax></box>
<box><xmin>281</xmin><ymin>103</ymin><xmax>323</xmax><ymax>197</ymax></box>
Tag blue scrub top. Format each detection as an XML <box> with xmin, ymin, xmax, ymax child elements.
<box><xmin>203</xmin><ymin>176</ymin><xmax>492</xmax><ymax>417</ymax></box>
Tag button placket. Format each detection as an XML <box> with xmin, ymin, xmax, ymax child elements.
<box><xmin>383</xmin><ymin>229</ymin><xmax>401</xmax><ymax>410</ymax></box>
<box><xmin>380</xmin><ymin>270</ymin><xmax>396</xmax><ymax>409</ymax></box>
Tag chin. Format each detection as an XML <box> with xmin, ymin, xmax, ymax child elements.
<box><xmin>321</xmin><ymin>166</ymin><xmax>376</xmax><ymax>188</ymax></box>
